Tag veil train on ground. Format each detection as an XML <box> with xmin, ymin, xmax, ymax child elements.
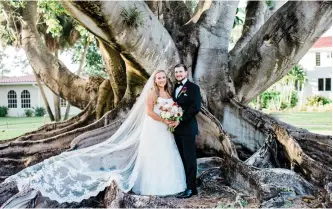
<box><xmin>1</xmin><ymin>71</ymin><xmax>157</xmax><ymax>208</ymax></box>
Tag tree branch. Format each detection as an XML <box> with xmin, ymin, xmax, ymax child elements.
<box><xmin>61</xmin><ymin>1</ymin><xmax>181</xmax><ymax>75</ymax></box>
<box><xmin>264</xmin><ymin>1</ymin><xmax>286</xmax><ymax>21</ymax></box>
<box><xmin>154</xmin><ymin>1</ymin><xmax>197</xmax><ymax>78</ymax></box>
<box><xmin>228</xmin><ymin>1</ymin><xmax>266</xmax><ymax>59</ymax></box>
<box><xmin>185</xmin><ymin>0</ymin><xmax>212</xmax><ymax>25</ymax></box>
<box><xmin>229</xmin><ymin>1</ymin><xmax>332</xmax><ymax>103</ymax></box>
<box><xmin>145</xmin><ymin>0</ymin><xmax>191</xmax><ymax>32</ymax></box>
<box><xmin>99</xmin><ymin>39</ymin><xmax>127</xmax><ymax>105</ymax></box>
<box><xmin>229</xmin><ymin>1</ymin><xmax>286</xmax><ymax>59</ymax></box>
<box><xmin>192</xmin><ymin>1</ymin><xmax>239</xmax><ymax>118</ymax></box>
<box><xmin>12</xmin><ymin>1</ymin><xmax>93</xmax><ymax>109</ymax></box>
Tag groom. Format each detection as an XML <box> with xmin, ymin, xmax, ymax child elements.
<box><xmin>170</xmin><ymin>64</ymin><xmax>201</xmax><ymax>198</ymax></box>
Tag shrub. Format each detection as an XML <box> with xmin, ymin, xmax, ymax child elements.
<box><xmin>0</xmin><ymin>106</ymin><xmax>8</xmax><ymax>117</ymax></box>
<box><xmin>261</xmin><ymin>91</ymin><xmax>280</xmax><ymax>109</ymax></box>
<box><xmin>33</xmin><ymin>106</ymin><xmax>46</xmax><ymax>117</ymax></box>
<box><xmin>290</xmin><ymin>91</ymin><xmax>298</xmax><ymax>108</ymax></box>
<box><xmin>306</xmin><ymin>95</ymin><xmax>332</xmax><ymax>107</ymax></box>
<box><xmin>280</xmin><ymin>101</ymin><xmax>288</xmax><ymax>110</ymax></box>
<box><xmin>24</xmin><ymin>109</ymin><xmax>33</xmax><ymax>117</ymax></box>
<box><xmin>300</xmin><ymin>103</ymin><xmax>332</xmax><ymax>112</ymax></box>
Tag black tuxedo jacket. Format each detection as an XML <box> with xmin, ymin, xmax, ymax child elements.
<box><xmin>172</xmin><ymin>80</ymin><xmax>201</xmax><ymax>135</ymax></box>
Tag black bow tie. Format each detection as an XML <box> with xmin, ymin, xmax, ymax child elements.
<box><xmin>175</xmin><ymin>82</ymin><xmax>183</xmax><ymax>88</ymax></box>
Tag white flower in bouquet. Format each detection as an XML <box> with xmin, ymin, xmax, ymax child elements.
<box><xmin>171</xmin><ymin>106</ymin><xmax>179</xmax><ymax>114</ymax></box>
<box><xmin>165</xmin><ymin>112</ymin><xmax>171</xmax><ymax>118</ymax></box>
<box><xmin>159</xmin><ymin>102</ymin><xmax>183</xmax><ymax>132</ymax></box>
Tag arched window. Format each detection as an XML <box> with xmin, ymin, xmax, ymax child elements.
<box><xmin>21</xmin><ymin>90</ymin><xmax>31</xmax><ymax>108</ymax></box>
<box><xmin>7</xmin><ymin>90</ymin><xmax>17</xmax><ymax>108</ymax></box>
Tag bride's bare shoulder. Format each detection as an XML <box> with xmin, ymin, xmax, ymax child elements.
<box><xmin>148</xmin><ymin>88</ymin><xmax>156</xmax><ymax>96</ymax></box>
<box><xmin>146</xmin><ymin>88</ymin><xmax>156</xmax><ymax>102</ymax></box>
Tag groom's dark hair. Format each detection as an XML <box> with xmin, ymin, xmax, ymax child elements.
<box><xmin>174</xmin><ymin>63</ymin><xmax>188</xmax><ymax>71</ymax></box>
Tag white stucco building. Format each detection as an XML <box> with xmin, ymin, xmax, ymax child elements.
<box><xmin>0</xmin><ymin>75</ymin><xmax>82</xmax><ymax>117</ymax></box>
<box><xmin>298</xmin><ymin>36</ymin><xmax>332</xmax><ymax>104</ymax></box>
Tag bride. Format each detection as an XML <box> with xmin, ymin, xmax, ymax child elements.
<box><xmin>1</xmin><ymin>70</ymin><xmax>186</xmax><ymax>208</ymax></box>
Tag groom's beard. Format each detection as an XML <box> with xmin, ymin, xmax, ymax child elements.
<box><xmin>176</xmin><ymin>77</ymin><xmax>185</xmax><ymax>83</ymax></box>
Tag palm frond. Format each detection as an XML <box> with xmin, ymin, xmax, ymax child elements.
<box><xmin>120</xmin><ymin>6</ymin><xmax>144</xmax><ymax>29</ymax></box>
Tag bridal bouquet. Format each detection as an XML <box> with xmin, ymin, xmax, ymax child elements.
<box><xmin>159</xmin><ymin>102</ymin><xmax>183</xmax><ymax>132</ymax></box>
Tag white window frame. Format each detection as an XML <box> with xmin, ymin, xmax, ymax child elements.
<box><xmin>325</xmin><ymin>78</ymin><xmax>331</xmax><ymax>91</ymax></box>
<box><xmin>21</xmin><ymin>90</ymin><xmax>31</xmax><ymax>108</ymax></box>
<box><xmin>318</xmin><ymin>78</ymin><xmax>331</xmax><ymax>92</ymax></box>
<box><xmin>7</xmin><ymin>90</ymin><xmax>17</xmax><ymax>108</ymax></box>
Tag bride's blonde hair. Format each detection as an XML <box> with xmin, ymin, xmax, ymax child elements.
<box><xmin>152</xmin><ymin>70</ymin><xmax>172</xmax><ymax>104</ymax></box>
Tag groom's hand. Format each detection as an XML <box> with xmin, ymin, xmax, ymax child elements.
<box><xmin>163</xmin><ymin>119</ymin><xmax>173</xmax><ymax>125</ymax></box>
<box><xmin>166</xmin><ymin>120</ymin><xmax>173</xmax><ymax>125</ymax></box>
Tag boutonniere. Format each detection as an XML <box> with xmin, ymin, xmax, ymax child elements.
<box><xmin>180</xmin><ymin>87</ymin><xmax>188</xmax><ymax>96</ymax></box>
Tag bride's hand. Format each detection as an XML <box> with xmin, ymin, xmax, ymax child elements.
<box><xmin>162</xmin><ymin>119</ymin><xmax>172</xmax><ymax>124</ymax></box>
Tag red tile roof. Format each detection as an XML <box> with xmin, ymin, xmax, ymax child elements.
<box><xmin>0</xmin><ymin>75</ymin><xmax>36</xmax><ymax>84</ymax></box>
<box><xmin>312</xmin><ymin>36</ymin><xmax>332</xmax><ymax>48</ymax></box>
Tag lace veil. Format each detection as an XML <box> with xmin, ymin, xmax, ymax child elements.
<box><xmin>1</xmin><ymin>71</ymin><xmax>158</xmax><ymax>207</ymax></box>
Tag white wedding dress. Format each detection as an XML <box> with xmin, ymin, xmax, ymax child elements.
<box><xmin>1</xmin><ymin>72</ymin><xmax>186</xmax><ymax>208</ymax></box>
<box><xmin>132</xmin><ymin>97</ymin><xmax>186</xmax><ymax>195</ymax></box>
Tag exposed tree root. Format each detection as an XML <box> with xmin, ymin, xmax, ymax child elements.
<box><xmin>276</xmin><ymin>119</ymin><xmax>332</xmax><ymax>167</ymax></box>
<box><xmin>0</xmin><ymin>157</ymin><xmax>321</xmax><ymax>208</ymax></box>
<box><xmin>0</xmin><ymin>96</ymin><xmax>330</xmax><ymax>208</ymax></box>
<box><xmin>196</xmin><ymin>106</ymin><xmax>238</xmax><ymax>158</ymax></box>
<box><xmin>244</xmin><ymin>135</ymin><xmax>280</xmax><ymax>169</ymax></box>
<box><xmin>225</xmin><ymin>99</ymin><xmax>332</xmax><ymax>187</ymax></box>
<box><xmin>98</xmin><ymin>157</ymin><xmax>317</xmax><ymax>208</ymax></box>
<box><xmin>0</xmin><ymin>182</ymin><xmax>19</xmax><ymax>206</ymax></box>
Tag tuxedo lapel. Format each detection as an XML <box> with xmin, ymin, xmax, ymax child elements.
<box><xmin>176</xmin><ymin>80</ymin><xmax>189</xmax><ymax>100</ymax></box>
<box><xmin>176</xmin><ymin>86</ymin><xmax>184</xmax><ymax>99</ymax></box>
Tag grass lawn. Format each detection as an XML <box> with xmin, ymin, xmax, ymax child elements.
<box><xmin>0</xmin><ymin>117</ymin><xmax>51</xmax><ymax>140</ymax></box>
<box><xmin>268</xmin><ymin>111</ymin><xmax>332</xmax><ymax>135</ymax></box>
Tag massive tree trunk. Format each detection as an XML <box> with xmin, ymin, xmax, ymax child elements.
<box><xmin>33</xmin><ymin>71</ymin><xmax>55</xmax><ymax>121</ymax></box>
<box><xmin>63</xmin><ymin>37</ymin><xmax>90</xmax><ymax>120</ymax></box>
<box><xmin>0</xmin><ymin>0</ymin><xmax>331</xmax><ymax>208</ymax></box>
<box><xmin>53</xmin><ymin>93</ymin><xmax>61</xmax><ymax>121</ymax></box>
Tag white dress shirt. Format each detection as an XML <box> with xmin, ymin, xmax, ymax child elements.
<box><xmin>175</xmin><ymin>78</ymin><xmax>188</xmax><ymax>98</ymax></box>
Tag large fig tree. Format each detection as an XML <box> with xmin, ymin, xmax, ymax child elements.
<box><xmin>0</xmin><ymin>1</ymin><xmax>331</xmax><ymax>207</ymax></box>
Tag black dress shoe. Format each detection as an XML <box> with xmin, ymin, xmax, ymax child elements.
<box><xmin>176</xmin><ymin>191</ymin><xmax>184</xmax><ymax>196</ymax></box>
<box><xmin>176</xmin><ymin>189</ymin><xmax>198</xmax><ymax>198</ymax></box>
